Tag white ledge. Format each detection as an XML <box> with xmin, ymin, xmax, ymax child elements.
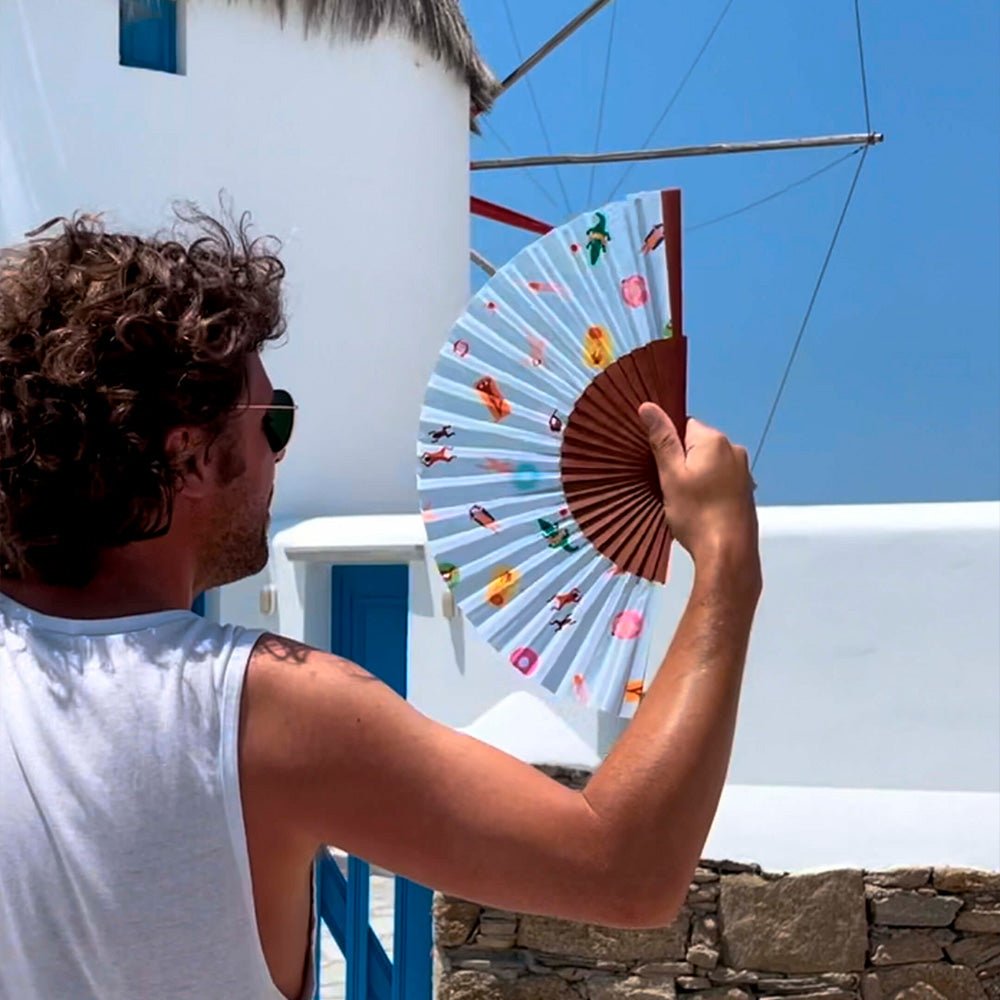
<box><xmin>757</xmin><ymin>500</ymin><xmax>998</xmax><ymax>535</ymax></box>
<box><xmin>272</xmin><ymin>514</ymin><xmax>427</xmax><ymax>564</ymax></box>
<box><xmin>267</xmin><ymin>502</ymin><xmax>999</xmax><ymax>564</ymax></box>
<box><xmin>707</xmin><ymin>784</ymin><xmax>1000</xmax><ymax>873</ymax></box>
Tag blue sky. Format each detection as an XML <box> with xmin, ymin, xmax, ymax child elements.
<box><xmin>463</xmin><ymin>0</ymin><xmax>999</xmax><ymax>505</ymax></box>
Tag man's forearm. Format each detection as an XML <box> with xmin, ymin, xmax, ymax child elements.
<box><xmin>582</xmin><ymin>549</ymin><xmax>760</xmax><ymax>920</ymax></box>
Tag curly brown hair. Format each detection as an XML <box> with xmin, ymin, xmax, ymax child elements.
<box><xmin>0</xmin><ymin>208</ymin><xmax>286</xmax><ymax>588</ymax></box>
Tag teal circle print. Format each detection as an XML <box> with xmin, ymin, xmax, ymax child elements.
<box><xmin>513</xmin><ymin>462</ymin><xmax>540</xmax><ymax>492</ymax></box>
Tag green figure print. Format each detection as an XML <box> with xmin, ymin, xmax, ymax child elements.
<box><xmin>585</xmin><ymin>212</ymin><xmax>611</xmax><ymax>265</ymax></box>
<box><xmin>538</xmin><ymin>517</ymin><xmax>579</xmax><ymax>553</ymax></box>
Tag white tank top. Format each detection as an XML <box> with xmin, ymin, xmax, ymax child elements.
<box><xmin>0</xmin><ymin>592</ymin><xmax>314</xmax><ymax>999</ymax></box>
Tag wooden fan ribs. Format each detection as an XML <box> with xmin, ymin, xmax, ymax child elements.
<box><xmin>560</xmin><ymin>190</ymin><xmax>686</xmax><ymax>584</ymax></box>
<box><xmin>577</xmin><ymin>371</ymin><xmax>650</xmax><ymax>450</ymax></box>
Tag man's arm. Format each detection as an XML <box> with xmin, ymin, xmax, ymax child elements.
<box><xmin>582</xmin><ymin>548</ymin><xmax>758</xmax><ymax>923</ymax></box>
<box><xmin>239</xmin><ymin>407</ymin><xmax>760</xmax><ymax>929</ymax></box>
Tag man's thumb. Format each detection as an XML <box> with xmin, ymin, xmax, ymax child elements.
<box><xmin>638</xmin><ymin>403</ymin><xmax>683</xmax><ymax>475</ymax></box>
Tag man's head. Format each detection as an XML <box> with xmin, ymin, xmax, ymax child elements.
<box><xmin>0</xmin><ymin>208</ymin><xmax>288</xmax><ymax>593</ymax></box>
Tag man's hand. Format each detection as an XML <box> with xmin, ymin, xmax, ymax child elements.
<box><xmin>639</xmin><ymin>403</ymin><xmax>760</xmax><ymax>583</ymax></box>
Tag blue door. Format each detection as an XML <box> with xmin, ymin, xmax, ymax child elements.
<box><xmin>316</xmin><ymin>564</ymin><xmax>433</xmax><ymax>1000</ymax></box>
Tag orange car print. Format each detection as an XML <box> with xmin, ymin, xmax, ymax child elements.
<box><xmin>474</xmin><ymin>376</ymin><xmax>511</xmax><ymax>422</ymax></box>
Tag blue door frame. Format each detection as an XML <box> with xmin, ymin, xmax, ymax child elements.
<box><xmin>315</xmin><ymin>564</ymin><xmax>433</xmax><ymax>1000</ymax></box>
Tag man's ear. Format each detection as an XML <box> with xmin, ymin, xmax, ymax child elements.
<box><xmin>165</xmin><ymin>426</ymin><xmax>212</xmax><ymax>499</ymax></box>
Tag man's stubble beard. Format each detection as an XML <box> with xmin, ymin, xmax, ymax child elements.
<box><xmin>198</xmin><ymin>494</ymin><xmax>271</xmax><ymax>591</ymax></box>
<box><xmin>196</xmin><ymin>436</ymin><xmax>273</xmax><ymax>591</ymax></box>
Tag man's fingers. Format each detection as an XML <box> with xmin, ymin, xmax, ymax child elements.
<box><xmin>684</xmin><ymin>417</ymin><xmax>725</xmax><ymax>449</ymax></box>
<box><xmin>638</xmin><ymin>403</ymin><xmax>683</xmax><ymax>477</ymax></box>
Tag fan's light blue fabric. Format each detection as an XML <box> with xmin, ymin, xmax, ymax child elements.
<box><xmin>418</xmin><ymin>191</ymin><xmax>675</xmax><ymax>717</ymax></box>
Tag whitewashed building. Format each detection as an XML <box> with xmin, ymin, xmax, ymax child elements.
<box><xmin>1</xmin><ymin>0</ymin><xmax>996</xmax><ymax>892</ymax></box>
<box><xmin>1</xmin><ymin>0</ymin><xmax>495</xmax><ymax>519</ymax></box>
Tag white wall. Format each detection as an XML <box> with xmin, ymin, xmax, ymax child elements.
<box><xmin>644</xmin><ymin>501</ymin><xmax>1000</xmax><ymax>795</ymax></box>
<box><xmin>651</xmin><ymin>501</ymin><xmax>1000</xmax><ymax>872</ymax></box>
<box><xmin>1</xmin><ymin>0</ymin><xmax>471</xmax><ymax>518</ymax></box>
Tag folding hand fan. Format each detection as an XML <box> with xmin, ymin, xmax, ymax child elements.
<box><xmin>417</xmin><ymin>189</ymin><xmax>687</xmax><ymax>718</ymax></box>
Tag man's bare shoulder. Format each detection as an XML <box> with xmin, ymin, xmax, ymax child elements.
<box><xmin>240</xmin><ymin>630</ymin><xmax>393</xmax><ymax>827</ymax></box>
<box><xmin>249</xmin><ymin>631</ymin><xmax>377</xmax><ymax>684</ymax></box>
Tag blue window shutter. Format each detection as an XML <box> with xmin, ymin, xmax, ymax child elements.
<box><xmin>119</xmin><ymin>0</ymin><xmax>178</xmax><ymax>73</ymax></box>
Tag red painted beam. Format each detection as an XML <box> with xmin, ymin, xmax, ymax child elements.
<box><xmin>470</xmin><ymin>196</ymin><xmax>554</xmax><ymax>236</ymax></box>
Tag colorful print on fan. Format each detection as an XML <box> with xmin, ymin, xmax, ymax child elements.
<box><xmin>621</xmin><ymin>275</ymin><xmax>649</xmax><ymax>308</ymax></box>
<box><xmin>551</xmin><ymin>587</ymin><xmax>582</xmax><ymax>611</ymax></box>
<box><xmin>486</xmin><ymin>566</ymin><xmax>521</xmax><ymax>608</ymax></box>
<box><xmin>583</xmin><ymin>325</ymin><xmax>615</xmax><ymax>369</ymax></box>
<box><xmin>437</xmin><ymin>562</ymin><xmax>460</xmax><ymax>590</ymax></box>
<box><xmin>640</xmin><ymin>224</ymin><xmax>664</xmax><ymax>254</ymax></box>
<box><xmin>417</xmin><ymin>189</ymin><xmax>687</xmax><ymax>718</ymax></box>
<box><xmin>420</xmin><ymin>446</ymin><xmax>454</xmax><ymax>467</ymax></box>
<box><xmin>474</xmin><ymin>375</ymin><xmax>511</xmax><ymax>421</ymax></box>
<box><xmin>585</xmin><ymin>212</ymin><xmax>612</xmax><ymax>265</ymax></box>
<box><xmin>537</xmin><ymin>511</ymin><xmax>579</xmax><ymax>553</ymax></box>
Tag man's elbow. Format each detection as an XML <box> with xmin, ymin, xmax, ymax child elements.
<box><xmin>569</xmin><ymin>800</ymin><xmax>690</xmax><ymax>929</ymax></box>
<box><xmin>593</xmin><ymin>871</ymin><xmax>688</xmax><ymax>930</ymax></box>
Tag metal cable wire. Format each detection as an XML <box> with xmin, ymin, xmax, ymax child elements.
<box><xmin>751</xmin><ymin>0</ymin><xmax>876</xmax><ymax>470</ymax></box>
<box><xmin>479</xmin><ymin>119</ymin><xmax>564</xmax><ymax>214</ymax></box>
<box><xmin>586</xmin><ymin>0</ymin><xmax>618</xmax><ymax>206</ymax></box>
<box><xmin>502</xmin><ymin>0</ymin><xmax>574</xmax><ymax>217</ymax></box>
<box><xmin>605</xmin><ymin>0</ymin><xmax>736</xmax><ymax>202</ymax></box>
<box><xmin>687</xmin><ymin>147</ymin><xmax>861</xmax><ymax>233</ymax></box>
<box><xmin>854</xmin><ymin>0</ymin><xmax>872</xmax><ymax>134</ymax></box>
<box><xmin>751</xmin><ymin>146</ymin><xmax>870</xmax><ymax>471</ymax></box>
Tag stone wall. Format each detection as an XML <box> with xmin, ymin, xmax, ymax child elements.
<box><xmin>433</xmin><ymin>772</ymin><xmax>1000</xmax><ymax>1000</ymax></box>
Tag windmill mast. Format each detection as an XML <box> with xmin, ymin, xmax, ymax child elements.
<box><xmin>471</xmin><ymin>132</ymin><xmax>884</xmax><ymax>172</ymax></box>
<box><xmin>471</xmin><ymin>1</ymin><xmax>882</xmax><ymax>180</ymax></box>
<box><xmin>469</xmin><ymin>0</ymin><xmax>883</xmax><ymax>465</ymax></box>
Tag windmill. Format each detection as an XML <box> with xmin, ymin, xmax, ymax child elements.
<box><xmin>465</xmin><ymin>0</ymin><xmax>882</xmax><ymax>470</ymax></box>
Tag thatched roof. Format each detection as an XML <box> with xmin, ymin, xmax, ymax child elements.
<box><xmin>246</xmin><ymin>0</ymin><xmax>500</xmax><ymax>112</ymax></box>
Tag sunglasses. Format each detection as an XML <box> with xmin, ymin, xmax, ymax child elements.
<box><xmin>243</xmin><ymin>388</ymin><xmax>297</xmax><ymax>454</ymax></box>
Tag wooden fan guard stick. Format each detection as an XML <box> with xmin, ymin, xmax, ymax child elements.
<box><xmin>560</xmin><ymin>189</ymin><xmax>688</xmax><ymax>584</ymax></box>
<box><xmin>663</xmin><ymin>189</ymin><xmax>686</xmax><ymax>417</ymax></box>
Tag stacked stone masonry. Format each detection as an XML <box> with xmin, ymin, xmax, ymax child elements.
<box><xmin>433</xmin><ymin>770</ymin><xmax>1000</xmax><ymax>1000</ymax></box>
<box><xmin>435</xmin><ymin>862</ymin><xmax>1000</xmax><ymax>1000</ymax></box>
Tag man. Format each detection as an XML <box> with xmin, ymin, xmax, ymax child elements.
<box><xmin>0</xmin><ymin>213</ymin><xmax>761</xmax><ymax>999</ymax></box>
